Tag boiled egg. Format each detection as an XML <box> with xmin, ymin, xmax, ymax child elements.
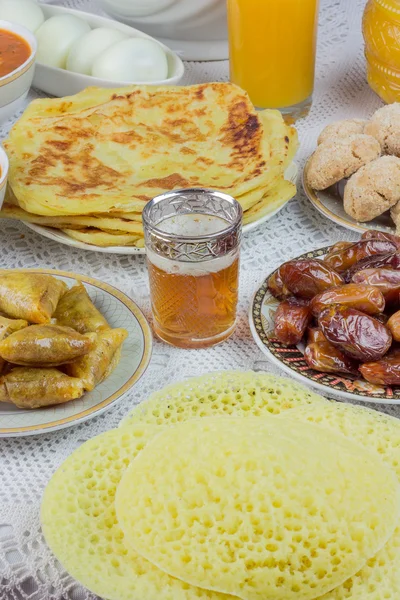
<box><xmin>66</xmin><ymin>27</ymin><xmax>128</xmax><ymax>75</ymax></box>
<box><xmin>0</xmin><ymin>0</ymin><xmax>44</xmax><ymax>33</ymax></box>
<box><xmin>36</xmin><ymin>15</ymin><xmax>91</xmax><ymax>69</ymax></box>
<box><xmin>92</xmin><ymin>38</ymin><xmax>168</xmax><ymax>83</ymax></box>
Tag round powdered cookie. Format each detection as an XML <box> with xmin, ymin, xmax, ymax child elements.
<box><xmin>343</xmin><ymin>155</ymin><xmax>400</xmax><ymax>222</ymax></box>
<box><xmin>307</xmin><ymin>134</ymin><xmax>381</xmax><ymax>191</ymax></box>
<box><xmin>317</xmin><ymin>119</ymin><xmax>366</xmax><ymax>145</ymax></box>
<box><xmin>365</xmin><ymin>103</ymin><xmax>400</xmax><ymax>157</ymax></box>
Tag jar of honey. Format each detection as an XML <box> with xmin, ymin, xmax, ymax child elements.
<box><xmin>363</xmin><ymin>0</ymin><xmax>400</xmax><ymax>103</ymax></box>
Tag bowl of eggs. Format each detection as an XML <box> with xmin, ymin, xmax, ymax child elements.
<box><xmin>0</xmin><ymin>18</ymin><xmax>37</xmax><ymax>120</ymax></box>
<box><xmin>98</xmin><ymin>0</ymin><xmax>228</xmax><ymax>60</ymax></box>
<box><xmin>0</xmin><ymin>0</ymin><xmax>184</xmax><ymax>98</ymax></box>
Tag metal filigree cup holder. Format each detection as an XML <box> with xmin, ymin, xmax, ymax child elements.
<box><xmin>143</xmin><ymin>189</ymin><xmax>242</xmax><ymax>349</ymax></box>
<box><xmin>142</xmin><ymin>188</ymin><xmax>242</xmax><ymax>263</ymax></box>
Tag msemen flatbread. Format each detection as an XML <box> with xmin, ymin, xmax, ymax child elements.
<box><xmin>115</xmin><ymin>417</ymin><xmax>400</xmax><ymax>600</ymax></box>
<box><xmin>5</xmin><ymin>83</ymin><xmax>296</xmax><ymax>217</ymax></box>
<box><xmin>277</xmin><ymin>403</ymin><xmax>400</xmax><ymax>600</ymax></box>
<box><xmin>41</xmin><ymin>425</ymin><xmax>233</xmax><ymax>600</ymax></box>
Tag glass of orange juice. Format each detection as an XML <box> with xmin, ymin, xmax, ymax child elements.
<box><xmin>227</xmin><ymin>0</ymin><xmax>320</xmax><ymax>120</ymax></box>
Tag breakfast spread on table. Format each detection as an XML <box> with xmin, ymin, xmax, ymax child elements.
<box><xmin>0</xmin><ymin>271</ymin><xmax>128</xmax><ymax>409</ymax></box>
<box><xmin>4</xmin><ymin>0</ymin><xmax>400</xmax><ymax>598</ymax></box>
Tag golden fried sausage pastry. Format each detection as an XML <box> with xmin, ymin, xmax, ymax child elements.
<box><xmin>0</xmin><ymin>272</ymin><xmax>67</xmax><ymax>324</ymax></box>
<box><xmin>65</xmin><ymin>328</ymin><xmax>128</xmax><ymax>391</ymax></box>
<box><xmin>53</xmin><ymin>282</ymin><xmax>110</xmax><ymax>334</ymax></box>
<box><xmin>0</xmin><ymin>367</ymin><xmax>84</xmax><ymax>409</ymax></box>
<box><xmin>0</xmin><ymin>325</ymin><xmax>94</xmax><ymax>367</ymax></box>
<box><xmin>365</xmin><ymin>103</ymin><xmax>400</xmax><ymax>157</ymax></box>
<box><xmin>317</xmin><ymin>118</ymin><xmax>366</xmax><ymax>145</ymax></box>
<box><xmin>344</xmin><ymin>155</ymin><xmax>400</xmax><ymax>221</ymax></box>
<box><xmin>307</xmin><ymin>134</ymin><xmax>381</xmax><ymax>190</ymax></box>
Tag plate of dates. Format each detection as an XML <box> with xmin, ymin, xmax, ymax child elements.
<box><xmin>250</xmin><ymin>230</ymin><xmax>400</xmax><ymax>404</ymax></box>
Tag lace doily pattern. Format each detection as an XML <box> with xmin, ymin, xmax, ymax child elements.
<box><xmin>0</xmin><ymin>1</ymin><xmax>395</xmax><ymax>599</ymax></box>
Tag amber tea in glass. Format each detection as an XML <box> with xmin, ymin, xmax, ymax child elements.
<box><xmin>142</xmin><ymin>189</ymin><xmax>242</xmax><ymax>349</ymax></box>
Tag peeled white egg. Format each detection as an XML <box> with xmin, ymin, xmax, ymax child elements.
<box><xmin>0</xmin><ymin>0</ymin><xmax>44</xmax><ymax>32</ymax></box>
<box><xmin>66</xmin><ymin>27</ymin><xmax>128</xmax><ymax>75</ymax></box>
<box><xmin>35</xmin><ymin>15</ymin><xmax>91</xmax><ymax>69</ymax></box>
<box><xmin>92</xmin><ymin>38</ymin><xmax>168</xmax><ymax>83</ymax></box>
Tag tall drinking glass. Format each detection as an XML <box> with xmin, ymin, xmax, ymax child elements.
<box><xmin>143</xmin><ymin>189</ymin><xmax>242</xmax><ymax>349</ymax></box>
<box><xmin>227</xmin><ymin>0</ymin><xmax>320</xmax><ymax>120</ymax></box>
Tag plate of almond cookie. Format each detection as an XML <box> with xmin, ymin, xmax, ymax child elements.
<box><xmin>303</xmin><ymin>103</ymin><xmax>400</xmax><ymax>234</ymax></box>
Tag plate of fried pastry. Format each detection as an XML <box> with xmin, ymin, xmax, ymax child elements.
<box><xmin>1</xmin><ymin>82</ymin><xmax>298</xmax><ymax>253</ymax></box>
<box><xmin>0</xmin><ymin>269</ymin><xmax>152</xmax><ymax>436</ymax></box>
<box><xmin>304</xmin><ymin>103</ymin><xmax>400</xmax><ymax>234</ymax></box>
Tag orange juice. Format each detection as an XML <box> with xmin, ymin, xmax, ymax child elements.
<box><xmin>227</xmin><ymin>0</ymin><xmax>320</xmax><ymax>116</ymax></box>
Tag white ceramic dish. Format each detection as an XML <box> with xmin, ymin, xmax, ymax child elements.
<box><xmin>303</xmin><ymin>155</ymin><xmax>397</xmax><ymax>235</ymax></box>
<box><xmin>33</xmin><ymin>4</ymin><xmax>184</xmax><ymax>98</ymax></box>
<box><xmin>0</xmin><ymin>147</ymin><xmax>8</xmax><ymax>209</ymax></box>
<box><xmin>0</xmin><ymin>20</ymin><xmax>37</xmax><ymax>121</ymax></box>
<box><xmin>0</xmin><ymin>269</ymin><xmax>152</xmax><ymax>437</ymax></box>
<box><xmin>249</xmin><ymin>244</ymin><xmax>400</xmax><ymax>405</ymax></box>
<box><xmin>22</xmin><ymin>162</ymin><xmax>298</xmax><ymax>255</ymax></box>
<box><xmin>98</xmin><ymin>0</ymin><xmax>228</xmax><ymax>61</ymax></box>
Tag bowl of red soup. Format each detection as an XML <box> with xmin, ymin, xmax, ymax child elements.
<box><xmin>0</xmin><ymin>20</ymin><xmax>37</xmax><ymax>121</ymax></box>
<box><xmin>0</xmin><ymin>146</ymin><xmax>9</xmax><ymax>209</ymax></box>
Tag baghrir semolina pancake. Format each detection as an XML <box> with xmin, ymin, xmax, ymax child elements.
<box><xmin>116</xmin><ymin>417</ymin><xmax>400</xmax><ymax>600</ymax></box>
<box><xmin>3</xmin><ymin>83</ymin><xmax>297</xmax><ymax>247</ymax></box>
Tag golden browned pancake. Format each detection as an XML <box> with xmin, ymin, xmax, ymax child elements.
<box><xmin>5</xmin><ymin>83</ymin><xmax>296</xmax><ymax>217</ymax></box>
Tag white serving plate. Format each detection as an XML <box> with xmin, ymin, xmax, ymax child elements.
<box><xmin>33</xmin><ymin>3</ymin><xmax>184</xmax><ymax>98</ymax></box>
<box><xmin>249</xmin><ymin>245</ymin><xmax>400</xmax><ymax>405</ymax></box>
<box><xmin>303</xmin><ymin>156</ymin><xmax>397</xmax><ymax>235</ymax></box>
<box><xmin>0</xmin><ymin>269</ymin><xmax>152</xmax><ymax>437</ymax></box>
<box><xmin>23</xmin><ymin>162</ymin><xmax>298</xmax><ymax>255</ymax></box>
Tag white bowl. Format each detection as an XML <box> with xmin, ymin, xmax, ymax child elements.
<box><xmin>98</xmin><ymin>0</ymin><xmax>228</xmax><ymax>60</ymax></box>
<box><xmin>0</xmin><ymin>20</ymin><xmax>37</xmax><ymax>121</ymax></box>
<box><xmin>0</xmin><ymin>146</ymin><xmax>9</xmax><ymax>209</ymax></box>
<box><xmin>34</xmin><ymin>4</ymin><xmax>184</xmax><ymax>98</ymax></box>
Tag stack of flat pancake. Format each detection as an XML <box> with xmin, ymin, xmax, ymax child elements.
<box><xmin>2</xmin><ymin>83</ymin><xmax>298</xmax><ymax>248</ymax></box>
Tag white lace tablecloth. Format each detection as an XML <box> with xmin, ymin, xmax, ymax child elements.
<box><xmin>0</xmin><ymin>1</ymin><xmax>394</xmax><ymax>598</ymax></box>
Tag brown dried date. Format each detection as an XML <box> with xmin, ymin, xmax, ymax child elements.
<box><xmin>324</xmin><ymin>240</ymin><xmax>397</xmax><ymax>273</ymax></box>
<box><xmin>274</xmin><ymin>298</ymin><xmax>312</xmax><ymax>345</ymax></box>
<box><xmin>267</xmin><ymin>268</ymin><xmax>291</xmax><ymax>300</ymax></box>
<box><xmin>343</xmin><ymin>252</ymin><xmax>400</xmax><ymax>282</ymax></box>
<box><xmin>304</xmin><ymin>342</ymin><xmax>359</xmax><ymax>375</ymax></box>
<box><xmin>361</xmin><ymin>230</ymin><xmax>400</xmax><ymax>249</ymax></box>
<box><xmin>352</xmin><ymin>268</ymin><xmax>400</xmax><ymax>307</ymax></box>
<box><xmin>307</xmin><ymin>327</ymin><xmax>328</xmax><ymax>344</ymax></box>
<box><xmin>388</xmin><ymin>311</ymin><xmax>400</xmax><ymax>342</ymax></box>
<box><xmin>318</xmin><ymin>305</ymin><xmax>392</xmax><ymax>361</ymax></box>
<box><xmin>310</xmin><ymin>283</ymin><xmax>385</xmax><ymax>316</ymax></box>
<box><xmin>360</xmin><ymin>350</ymin><xmax>400</xmax><ymax>385</ymax></box>
<box><xmin>279</xmin><ymin>259</ymin><xmax>343</xmax><ymax>299</ymax></box>
<box><xmin>324</xmin><ymin>242</ymin><xmax>354</xmax><ymax>262</ymax></box>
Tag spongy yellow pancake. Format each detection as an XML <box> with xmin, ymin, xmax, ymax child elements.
<box><xmin>119</xmin><ymin>371</ymin><xmax>328</xmax><ymax>428</ymax></box>
<box><xmin>277</xmin><ymin>402</ymin><xmax>400</xmax><ymax>600</ymax></box>
<box><xmin>62</xmin><ymin>228</ymin><xmax>143</xmax><ymax>247</ymax></box>
<box><xmin>41</xmin><ymin>425</ymin><xmax>233</xmax><ymax>600</ymax></box>
<box><xmin>115</xmin><ymin>417</ymin><xmax>400</xmax><ymax>600</ymax></box>
<box><xmin>5</xmin><ymin>83</ymin><xmax>297</xmax><ymax>217</ymax></box>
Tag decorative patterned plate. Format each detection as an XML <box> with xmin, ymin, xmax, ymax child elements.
<box><xmin>303</xmin><ymin>156</ymin><xmax>397</xmax><ymax>235</ymax></box>
<box><xmin>23</xmin><ymin>163</ymin><xmax>298</xmax><ymax>254</ymax></box>
<box><xmin>0</xmin><ymin>269</ymin><xmax>152</xmax><ymax>437</ymax></box>
<box><xmin>249</xmin><ymin>245</ymin><xmax>400</xmax><ymax>405</ymax></box>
